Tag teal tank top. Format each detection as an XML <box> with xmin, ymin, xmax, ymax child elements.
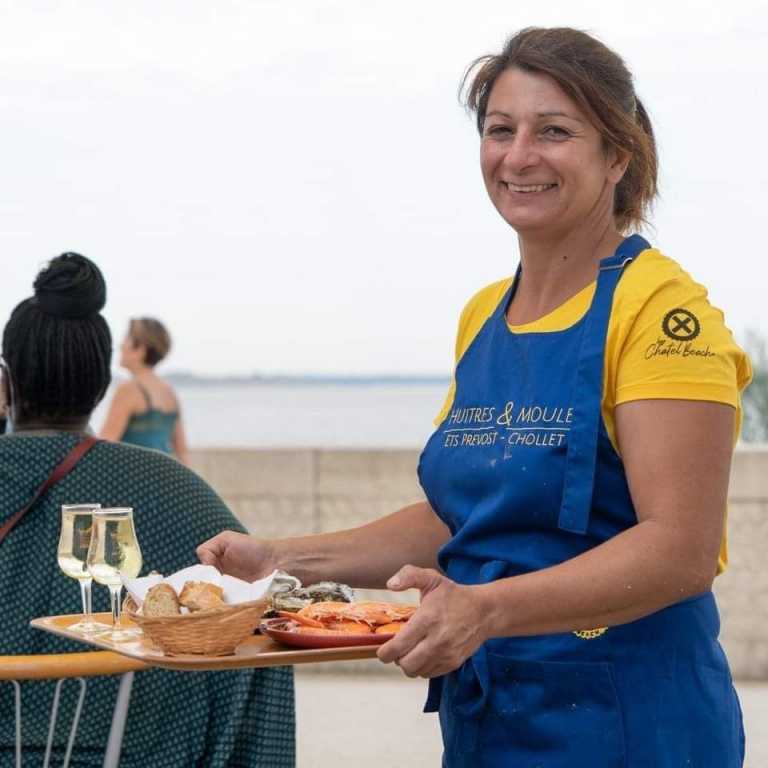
<box><xmin>121</xmin><ymin>382</ymin><xmax>179</xmax><ymax>455</ymax></box>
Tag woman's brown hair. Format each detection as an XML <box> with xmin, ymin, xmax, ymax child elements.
<box><xmin>129</xmin><ymin>317</ymin><xmax>171</xmax><ymax>367</ymax></box>
<box><xmin>463</xmin><ymin>27</ymin><xmax>658</xmax><ymax>232</ymax></box>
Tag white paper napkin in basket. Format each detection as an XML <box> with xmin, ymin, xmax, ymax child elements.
<box><xmin>122</xmin><ymin>564</ymin><xmax>293</xmax><ymax>613</ymax></box>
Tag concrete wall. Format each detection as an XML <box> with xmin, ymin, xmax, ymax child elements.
<box><xmin>190</xmin><ymin>447</ymin><xmax>768</xmax><ymax>680</ymax></box>
<box><xmin>716</xmin><ymin>449</ymin><xmax>768</xmax><ymax>680</ymax></box>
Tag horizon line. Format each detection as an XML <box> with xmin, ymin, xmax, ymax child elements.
<box><xmin>112</xmin><ymin>369</ymin><xmax>452</xmax><ymax>384</ymax></box>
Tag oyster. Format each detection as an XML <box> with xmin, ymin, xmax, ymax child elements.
<box><xmin>263</xmin><ymin>580</ymin><xmax>355</xmax><ymax>618</ymax></box>
<box><xmin>303</xmin><ymin>581</ymin><xmax>354</xmax><ymax>603</ymax></box>
<box><xmin>269</xmin><ymin>570</ymin><xmax>302</xmax><ymax>594</ymax></box>
<box><xmin>270</xmin><ymin>592</ymin><xmax>313</xmax><ymax>613</ymax></box>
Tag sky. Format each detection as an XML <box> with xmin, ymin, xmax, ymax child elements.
<box><xmin>1</xmin><ymin>0</ymin><xmax>766</xmax><ymax>376</ymax></box>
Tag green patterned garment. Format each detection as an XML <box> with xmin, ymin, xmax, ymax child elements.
<box><xmin>0</xmin><ymin>433</ymin><xmax>295</xmax><ymax>768</ymax></box>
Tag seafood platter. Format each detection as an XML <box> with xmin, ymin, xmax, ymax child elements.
<box><xmin>31</xmin><ymin>565</ymin><xmax>417</xmax><ymax>670</ymax></box>
<box><xmin>262</xmin><ymin>597</ymin><xmax>416</xmax><ymax>649</ymax></box>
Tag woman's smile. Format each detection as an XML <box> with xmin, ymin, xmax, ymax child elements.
<box><xmin>503</xmin><ymin>182</ymin><xmax>559</xmax><ymax>194</ymax></box>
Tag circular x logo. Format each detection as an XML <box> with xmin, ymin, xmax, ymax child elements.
<box><xmin>662</xmin><ymin>308</ymin><xmax>700</xmax><ymax>341</ymax></box>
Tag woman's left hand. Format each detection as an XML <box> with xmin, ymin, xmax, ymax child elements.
<box><xmin>376</xmin><ymin>565</ymin><xmax>490</xmax><ymax>678</ymax></box>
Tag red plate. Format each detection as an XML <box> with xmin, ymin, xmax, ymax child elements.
<box><xmin>261</xmin><ymin>618</ymin><xmax>394</xmax><ymax>649</ymax></box>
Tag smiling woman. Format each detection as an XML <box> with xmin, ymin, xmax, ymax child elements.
<box><xmin>195</xmin><ymin>26</ymin><xmax>751</xmax><ymax>768</ymax></box>
<box><xmin>466</xmin><ymin>27</ymin><xmax>656</xmax><ymax>236</ymax></box>
<box><xmin>479</xmin><ymin>68</ymin><xmax>632</xmax><ymax>240</ymax></box>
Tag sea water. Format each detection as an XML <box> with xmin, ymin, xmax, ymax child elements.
<box><xmin>91</xmin><ymin>382</ymin><xmax>449</xmax><ymax>449</ymax></box>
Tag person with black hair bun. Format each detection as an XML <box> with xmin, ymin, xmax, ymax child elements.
<box><xmin>1</xmin><ymin>251</ymin><xmax>112</xmax><ymax>432</ymax></box>
<box><xmin>100</xmin><ymin>316</ymin><xmax>190</xmax><ymax>464</ymax></box>
<box><xmin>0</xmin><ymin>253</ymin><xmax>294</xmax><ymax>767</ymax></box>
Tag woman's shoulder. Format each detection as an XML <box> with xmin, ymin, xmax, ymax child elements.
<box><xmin>452</xmin><ymin>277</ymin><xmax>514</xmax><ymax>361</ymax></box>
<box><xmin>0</xmin><ymin>433</ymin><xmax>82</xmax><ymax>483</ymax></box>
<box><xmin>113</xmin><ymin>378</ymin><xmax>143</xmax><ymax>400</ymax></box>
<box><xmin>612</xmin><ymin>245</ymin><xmax>746</xmax><ymax>345</ymax></box>
<box><xmin>460</xmin><ymin>277</ymin><xmax>515</xmax><ymax>320</ymax></box>
<box><xmin>612</xmin><ymin>245</ymin><xmax>741</xmax><ymax>341</ymax></box>
<box><xmin>146</xmin><ymin>375</ymin><xmax>180</xmax><ymax>412</ymax></box>
<box><xmin>615</xmin><ymin>247</ymin><xmax>703</xmax><ymax>308</ymax></box>
<box><xmin>607</xmin><ymin>245</ymin><xmax>751</xmax><ymax>398</ymax></box>
<box><xmin>108</xmin><ymin>379</ymin><xmax>150</xmax><ymax>415</ymax></box>
<box><xmin>160</xmin><ymin>378</ymin><xmax>182</xmax><ymax>411</ymax></box>
<box><xmin>95</xmin><ymin>440</ymin><xmax>191</xmax><ymax>481</ymax></box>
<box><xmin>91</xmin><ymin>441</ymin><xmax>197</xmax><ymax>495</ymax></box>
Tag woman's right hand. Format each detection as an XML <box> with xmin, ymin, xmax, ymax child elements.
<box><xmin>196</xmin><ymin>531</ymin><xmax>277</xmax><ymax>581</ymax></box>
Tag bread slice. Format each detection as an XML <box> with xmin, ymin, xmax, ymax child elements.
<box><xmin>143</xmin><ymin>584</ymin><xmax>181</xmax><ymax>617</ymax></box>
<box><xmin>178</xmin><ymin>581</ymin><xmax>226</xmax><ymax>612</ymax></box>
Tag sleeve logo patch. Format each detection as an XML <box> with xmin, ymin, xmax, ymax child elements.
<box><xmin>662</xmin><ymin>308</ymin><xmax>700</xmax><ymax>341</ymax></box>
<box><xmin>645</xmin><ymin>308</ymin><xmax>715</xmax><ymax>360</ymax></box>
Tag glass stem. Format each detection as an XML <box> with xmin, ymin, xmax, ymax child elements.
<box><xmin>80</xmin><ymin>577</ymin><xmax>93</xmax><ymax>619</ymax></box>
<box><xmin>108</xmin><ymin>585</ymin><xmax>122</xmax><ymax>630</ymax></box>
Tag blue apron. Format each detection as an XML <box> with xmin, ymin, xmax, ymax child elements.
<box><xmin>418</xmin><ymin>236</ymin><xmax>745</xmax><ymax>768</ymax></box>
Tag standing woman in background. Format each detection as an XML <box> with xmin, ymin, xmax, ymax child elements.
<box><xmin>101</xmin><ymin>317</ymin><xmax>189</xmax><ymax>464</ymax></box>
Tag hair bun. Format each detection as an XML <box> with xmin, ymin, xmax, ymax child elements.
<box><xmin>33</xmin><ymin>252</ymin><xmax>107</xmax><ymax>319</ymax></box>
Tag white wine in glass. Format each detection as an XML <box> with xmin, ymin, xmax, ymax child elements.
<box><xmin>86</xmin><ymin>507</ymin><xmax>143</xmax><ymax>642</ymax></box>
<box><xmin>57</xmin><ymin>503</ymin><xmax>107</xmax><ymax>633</ymax></box>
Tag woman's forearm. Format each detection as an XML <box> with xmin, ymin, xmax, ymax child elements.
<box><xmin>478</xmin><ymin>518</ymin><xmax>718</xmax><ymax>639</ymax></box>
<box><xmin>271</xmin><ymin>501</ymin><xmax>451</xmax><ymax>589</ymax></box>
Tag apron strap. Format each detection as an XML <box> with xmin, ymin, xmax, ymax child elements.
<box><xmin>491</xmin><ymin>264</ymin><xmax>522</xmax><ymax>322</ymax></box>
<box><xmin>557</xmin><ymin>234</ymin><xmax>651</xmax><ymax>534</ymax></box>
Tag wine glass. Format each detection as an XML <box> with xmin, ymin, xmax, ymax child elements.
<box><xmin>57</xmin><ymin>503</ymin><xmax>109</xmax><ymax>633</ymax></box>
<box><xmin>86</xmin><ymin>507</ymin><xmax>143</xmax><ymax>642</ymax></box>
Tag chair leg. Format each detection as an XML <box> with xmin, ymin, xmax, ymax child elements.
<box><xmin>43</xmin><ymin>679</ymin><xmax>63</xmax><ymax>768</ymax></box>
<box><xmin>102</xmin><ymin>672</ymin><xmax>134</xmax><ymax>768</ymax></box>
<box><xmin>11</xmin><ymin>681</ymin><xmax>21</xmax><ymax>768</ymax></box>
<box><xmin>4</xmin><ymin>673</ymin><xmax>133</xmax><ymax>768</ymax></box>
<box><xmin>62</xmin><ymin>679</ymin><xmax>87</xmax><ymax>768</ymax></box>
<box><xmin>43</xmin><ymin>677</ymin><xmax>87</xmax><ymax>768</ymax></box>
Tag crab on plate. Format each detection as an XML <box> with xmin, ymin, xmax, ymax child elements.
<box><xmin>277</xmin><ymin>600</ymin><xmax>417</xmax><ymax>636</ymax></box>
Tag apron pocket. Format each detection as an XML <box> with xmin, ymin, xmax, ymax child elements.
<box><xmin>480</xmin><ymin>653</ymin><xmax>626</xmax><ymax>768</ymax></box>
<box><xmin>653</xmin><ymin>653</ymin><xmax>744</xmax><ymax>767</ymax></box>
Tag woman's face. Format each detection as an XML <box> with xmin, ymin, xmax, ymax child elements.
<box><xmin>480</xmin><ymin>67</ymin><xmax>627</xmax><ymax>235</ymax></box>
<box><xmin>119</xmin><ymin>329</ymin><xmax>145</xmax><ymax>369</ymax></box>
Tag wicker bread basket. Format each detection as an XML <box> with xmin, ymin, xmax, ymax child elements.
<box><xmin>124</xmin><ymin>595</ymin><xmax>268</xmax><ymax>656</ymax></box>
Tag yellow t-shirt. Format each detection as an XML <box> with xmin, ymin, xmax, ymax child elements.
<box><xmin>436</xmin><ymin>248</ymin><xmax>752</xmax><ymax>573</ymax></box>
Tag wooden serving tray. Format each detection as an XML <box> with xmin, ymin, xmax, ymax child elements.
<box><xmin>31</xmin><ymin>613</ymin><xmax>383</xmax><ymax>671</ymax></box>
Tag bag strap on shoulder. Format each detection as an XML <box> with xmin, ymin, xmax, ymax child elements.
<box><xmin>0</xmin><ymin>435</ymin><xmax>101</xmax><ymax>546</ymax></box>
